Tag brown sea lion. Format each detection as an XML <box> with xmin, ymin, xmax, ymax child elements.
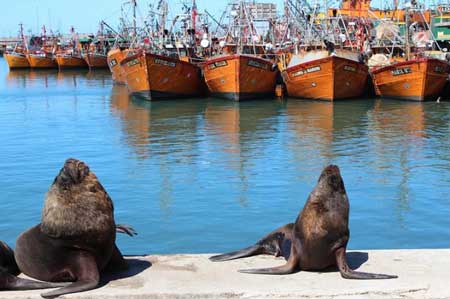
<box><xmin>210</xmin><ymin>165</ymin><xmax>397</xmax><ymax>279</ymax></box>
<box><xmin>0</xmin><ymin>241</ymin><xmax>68</xmax><ymax>290</ymax></box>
<box><xmin>15</xmin><ymin>158</ymin><xmax>131</xmax><ymax>298</ymax></box>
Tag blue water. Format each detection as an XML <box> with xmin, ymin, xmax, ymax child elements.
<box><xmin>1</xmin><ymin>57</ymin><xmax>450</xmax><ymax>255</ymax></box>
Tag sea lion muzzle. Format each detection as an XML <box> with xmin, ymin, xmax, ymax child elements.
<box><xmin>55</xmin><ymin>158</ymin><xmax>90</xmax><ymax>188</ymax></box>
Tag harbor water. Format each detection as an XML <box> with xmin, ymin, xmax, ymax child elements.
<box><xmin>0</xmin><ymin>57</ymin><xmax>450</xmax><ymax>255</ymax></box>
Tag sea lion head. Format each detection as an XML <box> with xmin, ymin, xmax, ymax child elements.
<box><xmin>317</xmin><ymin>165</ymin><xmax>346</xmax><ymax>193</ymax></box>
<box><xmin>42</xmin><ymin>158</ymin><xmax>115</xmax><ymax>239</ymax></box>
<box><xmin>54</xmin><ymin>158</ymin><xmax>90</xmax><ymax>189</ymax></box>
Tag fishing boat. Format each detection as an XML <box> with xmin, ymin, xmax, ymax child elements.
<box><xmin>119</xmin><ymin>0</ymin><xmax>206</xmax><ymax>99</ymax></box>
<box><xmin>281</xmin><ymin>49</ymin><xmax>369</xmax><ymax>100</ymax></box>
<box><xmin>104</xmin><ymin>0</ymin><xmax>138</xmax><ymax>83</ymax></box>
<box><xmin>107</xmin><ymin>48</ymin><xmax>127</xmax><ymax>83</ymax></box>
<box><xmin>5</xmin><ymin>50</ymin><xmax>29</xmax><ymax>69</ymax></box>
<box><xmin>82</xmin><ymin>23</ymin><xmax>111</xmax><ymax>69</ymax></box>
<box><xmin>55</xmin><ymin>51</ymin><xmax>88</xmax><ymax>69</ymax></box>
<box><xmin>371</xmin><ymin>3</ymin><xmax>450</xmax><ymax>101</ymax></box>
<box><xmin>278</xmin><ymin>0</ymin><xmax>371</xmax><ymax>100</ymax></box>
<box><xmin>27</xmin><ymin>51</ymin><xmax>58</xmax><ymax>68</ymax></box>
<box><xmin>203</xmin><ymin>53</ymin><xmax>277</xmax><ymax>101</ymax></box>
<box><xmin>55</xmin><ymin>27</ymin><xmax>88</xmax><ymax>69</ymax></box>
<box><xmin>26</xmin><ymin>26</ymin><xmax>58</xmax><ymax>68</ymax></box>
<box><xmin>202</xmin><ymin>2</ymin><xmax>278</xmax><ymax>100</ymax></box>
<box><xmin>83</xmin><ymin>52</ymin><xmax>108</xmax><ymax>69</ymax></box>
<box><xmin>4</xmin><ymin>24</ymin><xmax>30</xmax><ymax>69</ymax></box>
<box><xmin>120</xmin><ymin>50</ymin><xmax>205</xmax><ymax>100</ymax></box>
<box><xmin>371</xmin><ymin>57</ymin><xmax>449</xmax><ymax>101</ymax></box>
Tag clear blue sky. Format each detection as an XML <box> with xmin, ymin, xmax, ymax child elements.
<box><xmin>1</xmin><ymin>0</ymin><xmax>281</xmax><ymax>37</ymax></box>
<box><xmin>0</xmin><ymin>0</ymin><xmax>415</xmax><ymax>37</ymax></box>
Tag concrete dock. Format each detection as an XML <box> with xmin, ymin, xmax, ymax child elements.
<box><xmin>2</xmin><ymin>249</ymin><xmax>449</xmax><ymax>298</ymax></box>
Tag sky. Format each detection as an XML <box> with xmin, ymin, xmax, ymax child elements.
<box><xmin>0</xmin><ymin>0</ymin><xmax>280</xmax><ymax>37</ymax></box>
<box><xmin>0</xmin><ymin>0</ymin><xmax>436</xmax><ymax>37</ymax></box>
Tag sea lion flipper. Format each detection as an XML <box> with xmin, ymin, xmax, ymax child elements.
<box><xmin>0</xmin><ymin>271</ymin><xmax>69</xmax><ymax>290</ymax></box>
<box><xmin>40</xmin><ymin>279</ymin><xmax>99</xmax><ymax>298</ymax></box>
<box><xmin>40</xmin><ymin>253</ymin><xmax>100</xmax><ymax>298</ymax></box>
<box><xmin>238</xmin><ymin>257</ymin><xmax>298</xmax><ymax>275</ymax></box>
<box><xmin>104</xmin><ymin>244</ymin><xmax>129</xmax><ymax>272</ymax></box>
<box><xmin>238</xmin><ymin>241</ymin><xmax>300</xmax><ymax>275</ymax></box>
<box><xmin>335</xmin><ymin>248</ymin><xmax>398</xmax><ymax>280</ymax></box>
<box><xmin>116</xmin><ymin>224</ymin><xmax>137</xmax><ymax>237</ymax></box>
<box><xmin>209</xmin><ymin>245</ymin><xmax>262</xmax><ymax>262</ymax></box>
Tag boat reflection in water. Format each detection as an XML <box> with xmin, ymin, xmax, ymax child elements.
<box><xmin>285</xmin><ymin>100</ymin><xmax>373</xmax><ymax>174</ymax></box>
<box><xmin>370</xmin><ymin>99</ymin><xmax>425</xmax><ymax>139</ymax></box>
<box><xmin>110</xmin><ymin>85</ymin><xmax>207</xmax><ymax>160</ymax></box>
<box><xmin>204</xmin><ymin>99</ymin><xmax>282</xmax><ymax>205</ymax></box>
<box><xmin>110</xmin><ymin>87</ymin><xmax>207</xmax><ymax>212</ymax></box>
<box><xmin>109</xmin><ymin>84</ymin><xmax>150</xmax><ymax>158</ymax></box>
<box><xmin>367</xmin><ymin>100</ymin><xmax>428</xmax><ymax>223</ymax></box>
<box><xmin>6</xmin><ymin>68</ymin><xmax>110</xmax><ymax>90</ymax></box>
<box><xmin>6</xmin><ymin>69</ymin><xmax>57</xmax><ymax>89</ymax></box>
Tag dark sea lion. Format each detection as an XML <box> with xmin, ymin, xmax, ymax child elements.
<box><xmin>210</xmin><ymin>165</ymin><xmax>397</xmax><ymax>279</ymax></box>
<box><xmin>0</xmin><ymin>241</ymin><xmax>68</xmax><ymax>290</ymax></box>
<box><xmin>15</xmin><ymin>158</ymin><xmax>131</xmax><ymax>298</ymax></box>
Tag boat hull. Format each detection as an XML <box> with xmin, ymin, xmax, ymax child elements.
<box><xmin>84</xmin><ymin>53</ymin><xmax>108</xmax><ymax>69</ymax></box>
<box><xmin>107</xmin><ymin>48</ymin><xmax>127</xmax><ymax>84</ymax></box>
<box><xmin>202</xmin><ymin>54</ymin><xmax>277</xmax><ymax>101</ymax></box>
<box><xmin>282</xmin><ymin>55</ymin><xmax>368</xmax><ymax>101</ymax></box>
<box><xmin>120</xmin><ymin>52</ymin><xmax>205</xmax><ymax>100</ymax></box>
<box><xmin>4</xmin><ymin>53</ymin><xmax>30</xmax><ymax>69</ymax></box>
<box><xmin>55</xmin><ymin>55</ymin><xmax>87</xmax><ymax>69</ymax></box>
<box><xmin>371</xmin><ymin>58</ymin><xmax>450</xmax><ymax>101</ymax></box>
<box><xmin>27</xmin><ymin>54</ymin><xmax>57</xmax><ymax>68</ymax></box>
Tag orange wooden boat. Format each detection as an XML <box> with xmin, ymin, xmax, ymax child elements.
<box><xmin>55</xmin><ymin>52</ymin><xmax>88</xmax><ymax>69</ymax></box>
<box><xmin>120</xmin><ymin>51</ymin><xmax>205</xmax><ymax>100</ymax></box>
<box><xmin>83</xmin><ymin>52</ymin><xmax>108</xmax><ymax>69</ymax></box>
<box><xmin>202</xmin><ymin>54</ymin><xmax>277</xmax><ymax>101</ymax></box>
<box><xmin>371</xmin><ymin>57</ymin><xmax>450</xmax><ymax>101</ymax></box>
<box><xmin>4</xmin><ymin>52</ymin><xmax>30</xmax><ymax>69</ymax></box>
<box><xmin>27</xmin><ymin>52</ymin><xmax>57</xmax><ymax>68</ymax></box>
<box><xmin>281</xmin><ymin>50</ymin><xmax>368</xmax><ymax>101</ymax></box>
<box><xmin>107</xmin><ymin>48</ymin><xmax>127</xmax><ymax>84</ymax></box>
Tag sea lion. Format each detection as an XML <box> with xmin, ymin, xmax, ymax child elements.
<box><xmin>0</xmin><ymin>241</ymin><xmax>68</xmax><ymax>290</ymax></box>
<box><xmin>210</xmin><ymin>165</ymin><xmax>397</xmax><ymax>279</ymax></box>
<box><xmin>15</xmin><ymin>158</ymin><xmax>131</xmax><ymax>298</ymax></box>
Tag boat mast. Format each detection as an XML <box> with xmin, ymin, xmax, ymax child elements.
<box><xmin>405</xmin><ymin>4</ymin><xmax>410</xmax><ymax>60</ymax></box>
<box><xmin>19</xmin><ymin>23</ymin><xmax>28</xmax><ymax>52</ymax></box>
<box><xmin>238</xmin><ymin>1</ymin><xmax>243</xmax><ymax>54</ymax></box>
<box><xmin>192</xmin><ymin>0</ymin><xmax>197</xmax><ymax>36</ymax></box>
<box><xmin>132</xmin><ymin>0</ymin><xmax>137</xmax><ymax>37</ymax></box>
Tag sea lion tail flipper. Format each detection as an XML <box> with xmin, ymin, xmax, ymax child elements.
<box><xmin>116</xmin><ymin>224</ymin><xmax>137</xmax><ymax>237</ymax></box>
<box><xmin>335</xmin><ymin>248</ymin><xmax>398</xmax><ymax>280</ymax></box>
<box><xmin>40</xmin><ymin>253</ymin><xmax>100</xmax><ymax>298</ymax></box>
<box><xmin>40</xmin><ymin>279</ymin><xmax>99</xmax><ymax>298</ymax></box>
<box><xmin>238</xmin><ymin>259</ymin><xmax>297</xmax><ymax>275</ymax></box>
<box><xmin>209</xmin><ymin>245</ymin><xmax>263</xmax><ymax>262</ymax></box>
<box><xmin>1</xmin><ymin>272</ymin><xmax>69</xmax><ymax>290</ymax></box>
<box><xmin>238</xmin><ymin>254</ymin><xmax>298</xmax><ymax>275</ymax></box>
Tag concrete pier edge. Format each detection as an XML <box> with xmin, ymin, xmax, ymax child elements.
<box><xmin>2</xmin><ymin>249</ymin><xmax>449</xmax><ymax>298</ymax></box>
